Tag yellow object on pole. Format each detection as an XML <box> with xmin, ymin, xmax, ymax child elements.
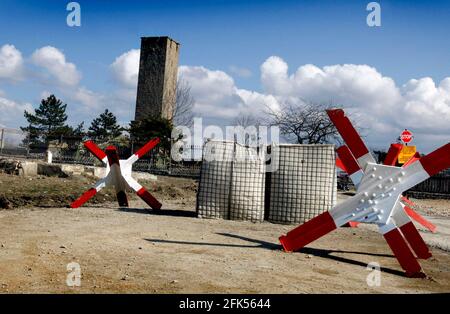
<box><xmin>398</xmin><ymin>145</ymin><xmax>417</xmax><ymax>164</ymax></box>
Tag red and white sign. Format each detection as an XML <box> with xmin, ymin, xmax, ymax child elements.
<box><xmin>400</xmin><ymin>129</ymin><xmax>413</xmax><ymax>144</ymax></box>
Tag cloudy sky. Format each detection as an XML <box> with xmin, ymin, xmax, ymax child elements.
<box><xmin>0</xmin><ymin>0</ymin><xmax>449</xmax><ymax>152</ymax></box>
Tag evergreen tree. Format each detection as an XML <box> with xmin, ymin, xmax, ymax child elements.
<box><xmin>129</xmin><ymin>116</ymin><xmax>173</xmax><ymax>155</ymax></box>
<box><xmin>21</xmin><ymin>95</ymin><xmax>70</xmax><ymax>147</ymax></box>
<box><xmin>87</xmin><ymin>109</ymin><xmax>122</xmax><ymax>140</ymax></box>
<box><xmin>72</xmin><ymin>122</ymin><xmax>85</xmax><ymax>137</ymax></box>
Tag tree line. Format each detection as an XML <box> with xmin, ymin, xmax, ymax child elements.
<box><xmin>20</xmin><ymin>94</ymin><xmax>174</xmax><ymax>153</ymax></box>
<box><xmin>21</xmin><ymin>88</ymin><xmax>348</xmax><ymax>152</ymax></box>
<box><xmin>20</xmin><ymin>78</ymin><xmax>196</xmax><ymax>151</ymax></box>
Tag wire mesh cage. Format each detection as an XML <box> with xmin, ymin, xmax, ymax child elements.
<box><xmin>229</xmin><ymin>143</ymin><xmax>265</xmax><ymax>222</ymax></box>
<box><xmin>197</xmin><ymin>141</ymin><xmax>234</xmax><ymax>220</ymax></box>
<box><xmin>196</xmin><ymin>140</ymin><xmax>266</xmax><ymax>222</ymax></box>
<box><xmin>266</xmin><ymin>144</ymin><xmax>337</xmax><ymax>224</ymax></box>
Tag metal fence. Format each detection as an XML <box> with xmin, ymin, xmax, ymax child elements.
<box><xmin>1</xmin><ymin>127</ymin><xmax>449</xmax><ymax>196</ymax></box>
<box><xmin>406</xmin><ymin>169</ymin><xmax>450</xmax><ymax>199</ymax></box>
<box><xmin>0</xmin><ymin>128</ymin><xmax>203</xmax><ymax>178</ymax></box>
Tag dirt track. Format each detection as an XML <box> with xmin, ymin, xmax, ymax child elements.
<box><xmin>1</xmin><ymin>184</ymin><xmax>450</xmax><ymax>293</ymax></box>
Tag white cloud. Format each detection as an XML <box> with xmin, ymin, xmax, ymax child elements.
<box><xmin>400</xmin><ymin>77</ymin><xmax>450</xmax><ymax>131</ymax></box>
<box><xmin>110</xmin><ymin>49</ymin><xmax>140</xmax><ymax>88</ymax></box>
<box><xmin>2</xmin><ymin>44</ymin><xmax>448</xmax><ymax>152</ymax></box>
<box><xmin>260</xmin><ymin>56</ymin><xmax>450</xmax><ymax>151</ymax></box>
<box><xmin>29</xmin><ymin>47</ymin><xmax>106</xmax><ymax>117</ymax></box>
<box><xmin>0</xmin><ymin>96</ymin><xmax>33</xmax><ymax>127</ymax></box>
<box><xmin>111</xmin><ymin>52</ymin><xmax>448</xmax><ymax>152</ymax></box>
<box><xmin>71</xmin><ymin>87</ymin><xmax>104</xmax><ymax>109</ymax></box>
<box><xmin>261</xmin><ymin>57</ymin><xmax>402</xmax><ymax>113</ymax></box>
<box><xmin>229</xmin><ymin>65</ymin><xmax>252</xmax><ymax>78</ymax></box>
<box><xmin>108</xmin><ymin>51</ymin><xmax>276</xmax><ymax>122</ymax></box>
<box><xmin>31</xmin><ymin>46</ymin><xmax>81</xmax><ymax>86</ymax></box>
<box><xmin>0</xmin><ymin>44</ymin><xmax>24</xmax><ymax>81</ymax></box>
<box><xmin>236</xmin><ymin>89</ymin><xmax>280</xmax><ymax>113</ymax></box>
<box><xmin>179</xmin><ymin>65</ymin><xmax>278</xmax><ymax>120</ymax></box>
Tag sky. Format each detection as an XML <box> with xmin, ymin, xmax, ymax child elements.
<box><xmin>0</xmin><ymin>0</ymin><xmax>449</xmax><ymax>152</ymax></box>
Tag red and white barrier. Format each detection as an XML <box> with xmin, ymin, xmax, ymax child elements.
<box><xmin>337</xmin><ymin>141</ymin><xmax>437</xmax><ymax>233</ymax></box>
<box><xmin>280</xmin><ymin>109</ymin><xmax>450</xmax><ymax>277</ymax></box>
<box><xmin>71</xmin><ymin>138</ymin><xmax>162</xmax><ymax>210</ymax></box>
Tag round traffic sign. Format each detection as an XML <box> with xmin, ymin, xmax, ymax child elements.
<box><xmin>400</xmin><ymin>129</ymin><xmax>413</xmax><ymax>144</ymax></box>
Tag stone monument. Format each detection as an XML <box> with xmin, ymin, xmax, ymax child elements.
<box><xmin>135</xmin><ymin>36</ymin><xmax>180</xmax><ymax>121</ymax></box>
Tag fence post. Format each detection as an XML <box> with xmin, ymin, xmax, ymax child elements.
<box><xmin>227</xmin><ymin>136</ymin><xmax>238</xmax><ymax>220</ymax></box>
<box><xmin>168</xmin><ymin>138</ymin><xmax>173</xmax><ymax>175</ymax></box>
<box><xmin>0</xmin><ymin>128</ymin><xmax>4</xmax><ymax>155</ymax></box>
<box><xmin>26</xmin><ymin>131</ymin><xmax>31</xmax><ymax>157</ymax></box>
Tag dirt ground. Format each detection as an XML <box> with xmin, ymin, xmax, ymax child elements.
<box><xmin>0</xmin><ymin>173</ymin><xmax>197</xmax><ymax>209</ymax></box>
<box><xmin>0</xmin><ymin>173</ymin><xmax>449</xmax><ymax>293</ymax></box>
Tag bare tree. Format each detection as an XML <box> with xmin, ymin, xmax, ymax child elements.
<box><xmin>266</xmin><ymin>101</ymin><xmax>341</xmax><ymax>144</ymax></box>
<box><xmin>172</xmin><ymin>78</ymin><xmax>194</xmax><ymax>127</ymax></box>
<box><xmin>231</xmin><ymin>113</ymin><xmax>263</xmax><ymax>146</ymax></box>
<box><xmin>233</xmin><ymin>113</ymin><xmax>260</xmax><ymax>128</ymax></box>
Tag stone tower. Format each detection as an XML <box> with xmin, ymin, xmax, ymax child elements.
<box><xmin>135</xmin><ymin>36</ymin><xmax>180</xmax><ymax>121</ymax></box>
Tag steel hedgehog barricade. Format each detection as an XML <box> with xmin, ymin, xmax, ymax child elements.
<box><xmin>71</xmin><ymin>138</ymin><xmax>162</xmax><ymax>210</ymax></box>
<box><xmin>279</xmin><ymin>109</ymin><xmax>450</xmax><ymax>277</ymax></box>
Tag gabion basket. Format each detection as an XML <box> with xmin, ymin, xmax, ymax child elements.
<box><xmin>266</xmin><ymin>144</ymin><xmax>337</xmax><ymax>224</ymax></box>
<box><xmin>196</xmin><ymin>140</ymin><xmax>265</xmax><ymax>222</ymax></box>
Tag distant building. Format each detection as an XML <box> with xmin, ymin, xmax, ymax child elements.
<box><xmin>135</xmin><ymin>36</ymin><xmax>180</xmax><ymax>121</ymax></box>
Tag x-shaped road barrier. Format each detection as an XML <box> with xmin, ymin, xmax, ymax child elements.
<box><xmin>337</xmin><ymin>143</ymin><xmax>437</xmax><ymax>233</ymax></box>
<box><xmin>280</xmin><ymin>109</ymin><xmax>450</xmax><ymax>277</ymax></box>
<box><xmin>70</xmin><ymin>138</ymin><xmax>162</xmax><ymax>210</ymax></box>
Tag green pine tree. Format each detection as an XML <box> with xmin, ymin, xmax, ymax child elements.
<box><xmin>129</xmin><ymin>116</ymin><xmax>174</xmax><ymax>155</ymax></box>
<box><xmin>72</xmin><ymin>122</ymin><xmax>85</xmax><ymax>137</ymax></box>
<box><xmin>21</xmin><ymin>95</ymin><xmax>70</xmax><ymax>147</ymax></box>
<box><xmin>87</xmin><ymin>109</ymin><xmax>122</xmax><ymax>140</ymax></box>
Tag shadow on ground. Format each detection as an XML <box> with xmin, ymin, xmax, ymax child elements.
<box><xmin>118</xmin><ymin>207</ymin><xmax>197</xmax><ymax>217</ymax></box>
<box><xmin>145</xmin><ymin>232</ymin><xmax>406</xmax><ymax>277</ymax></box>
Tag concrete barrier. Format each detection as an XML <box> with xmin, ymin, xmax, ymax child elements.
<box><xmin>19</xmin><ymin>161</ymin><xmax>38</xmax><ymax>177</ymax></box>
<box><xmin>0</xmin><ymin>157</ymin><xmax>158</xmax><ymax>181</ymax></box>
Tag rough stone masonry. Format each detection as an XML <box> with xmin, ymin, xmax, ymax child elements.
<box><xmin>135</xmin><ymin>36</ymin><xmax>180</xmax><ymax>121</ymax></box>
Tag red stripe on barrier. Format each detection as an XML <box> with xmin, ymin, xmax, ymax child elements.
<box><xmin>71</xmin><ymin>188</ymin><xmax>97</xmax><ymax>208</ymax></box>
<box><xmin>401</xmin><ymin>196</ymin><xmax>414</xmax><ymax>207</ymax></box>
<box><xmin>279</xmin><ymin>211</ymin><xmax>337</xmax><ymax>252</ymax></box>
<box><xmin>137</xmin><ymin>187</ymin><xmax>162</xmax><ymax>210</ymax></box>
<box><xmin>326</xmin><ymin>109</ymin><xmax>369</xmax><ymax>159</ymax></box>
<box><xmin>399</xmin><ymin>221</ymin><xmax>432</xmax><ymax>260</ymax></box>
<box><xmin>336</xmin><ymin>145</ymin><xmax>360</xmax><ymax>175</ymax></box>
<box><xmin>383</xmin><ymin>228</ymin><xmax>424</xmax><ymax>277</ymax></box>
<box><xmin>135</xmin><ymin>138</ymin><xmax>160</xmax><ymax>159</ymax></box>
<box><xmin>105</xmin><ymin>146</ymin><xmax>120</xmax><ymax>166</ymax></box>
<box><xmin>336</xmin><ymin>157</ymin><xmax>347</xmax><ymax>172</ymax></box>
<box><xmin>343</xmin><ymin>221</ymin><xmax>360</xmax><ymax>228</ymax></box>
<box><xmin>404</xmin><ymin>206</ymin><xmax>437</xmax><ymax>233</ymax></box>
<box><xmin>419</xmin><ymin>143</ymin><xmax>450</xmax><ymax>177</ymax></box>
<box><xmin>384</xmin><ymin>143</ymin><xmax>403</xmax><ymax>166</ymax></box>
<box><xmin>84</xmin><ymin>141</ymin><xmax>107</xmax><ymax>162</ymax></box>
